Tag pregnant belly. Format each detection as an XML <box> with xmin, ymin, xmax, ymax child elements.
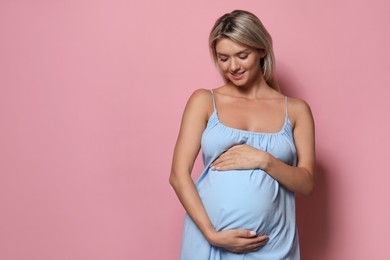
<box><xmin>198</xmin><ymin>169</ymin><xmax>281</xmax><ymax>234</ymax></box>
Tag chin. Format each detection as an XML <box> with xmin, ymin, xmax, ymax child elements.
<box><xmin>230</xmin><ymin>80</ymin><xmax>248</xmax><ymax>87</ymax></box>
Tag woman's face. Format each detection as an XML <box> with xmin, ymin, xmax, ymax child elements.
<box><xmin>215</xmin><ymin>38</ymin><xmax>264</xmax><ymax>87</ymax></box>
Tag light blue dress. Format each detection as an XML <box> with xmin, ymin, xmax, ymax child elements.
<box><xmin>180</xmin><ymin>90</ymin><xmax>300</xmax><ymax>260</ymax></box>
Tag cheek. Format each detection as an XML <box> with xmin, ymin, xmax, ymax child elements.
<box><xmin>247</xmin><ymin>58</ymin><xmax>260</xmax><ymax>70</ymax></box>
<box><xmin>217</xmin><ymin>63</ymin><xmax>229</xmax><ymax>73</ymax></box>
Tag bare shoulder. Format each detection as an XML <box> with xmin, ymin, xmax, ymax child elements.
<box><xmin>287</xmin><ymin>97</ymin><xmax>314</xmax><ymax>126</ymax></box>
<box><xmin>184</xmin><ymin>88</ymin><xmax>214</xmax><ymax>120</ymax></box>
<box><xmin>189</xmin><ymin>88</ymin><xmax>212</xmax><ymax>101</ymax></box>
<box><xmin>288</xmin><ymin>97</ymin><xmax>312</xmax><ymax>113</ymax></box>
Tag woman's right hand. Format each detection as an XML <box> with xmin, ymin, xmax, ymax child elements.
<box><xmin>207</xmin><ymin>229</ymin><xmax>269</xmax><ymax>253</ymax></box>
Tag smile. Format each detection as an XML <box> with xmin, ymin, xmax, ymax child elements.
<box><xmin>230</xmin><ymin>71</ymin><xmax>245</xmax><ymax>80</ymax></box>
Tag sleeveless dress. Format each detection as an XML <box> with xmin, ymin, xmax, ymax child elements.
<box><xmin>180</xmin><ymin>90</ymin><xmax>299</xmax><ymax>260</ymax></box>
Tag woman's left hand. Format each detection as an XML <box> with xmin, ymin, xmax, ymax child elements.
<box><xmin>210</xmin><ymin>144</ymin><xmax>271</xmax><ymax>171</ymax></box>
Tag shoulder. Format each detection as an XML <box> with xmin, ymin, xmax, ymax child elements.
<box><xmin>186</xmin><ymin>88</ymin><xmax>213</xmax><ymax>108</ymax></box>
<box><xmin>287</xmin><ymin>97</ymin><xmax>314</xmax><ymax>126</ymax></box>
<box><xmin>183</xmin><ymin>88</ymin><xmax>214</xmax><ymax>120</ymax></box>
<box><xmin>288</xmin><ymin>97</ymin><xmax>312</xmax><ymax>113</ymax></box>
<box><xmin>188</xmin><ymin>88</ymin><xmax>212</xmax><ymax>101</ymax></box>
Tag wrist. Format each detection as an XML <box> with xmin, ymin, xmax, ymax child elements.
<box><xmin>204</xmin><ymin>228</ymin><xmax>218</xmax><ymax>245</ymax></box>
<box><xmin>259</xmin><ymin>151</ymin><xmax>273</xmax><ymax>170</ymax></box>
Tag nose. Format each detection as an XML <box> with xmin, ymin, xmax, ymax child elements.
<box><xmin>229</xmin><ymin>58</ymin><xmax>240</xmax><ymax>73</ymax></box>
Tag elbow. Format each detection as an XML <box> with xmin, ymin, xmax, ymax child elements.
<box><xmin>169</xmin><ymin>170</ymin><xmax>183</xmax><ymax>189</ymax></box>
<box><xmin>300</xmin><ymin>173</ymin><xmax>315</xmax><ymax>197</ymax></box>
<box><xmin>301</xmin><ymin>184</ymin><xmax>314</xmax><ymax>197</ymax></box>
<box><xmin>169</xmin><ymin>169</ymin><xmax>192</xmax><ymax>191</ymax></box>
<box><xmin>169</xmin><ymin>172</ymin><xmax>177</xmax><ymax>188</ymax></box>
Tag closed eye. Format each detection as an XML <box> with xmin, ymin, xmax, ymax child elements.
<box><xmin>238</xmin><ymin>53</ymin><xmax>249</xmax><ymax>59</ymax></box>
<box><xmin>218</xmin><ymin>56</ymin><xmax>228</xmax><ymax>62</ymax></box>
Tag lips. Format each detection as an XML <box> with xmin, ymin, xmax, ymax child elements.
<box><xmin>230</xmin><ymin>71</ymin><xmax>245</xmax><ymax>80</ymax></box>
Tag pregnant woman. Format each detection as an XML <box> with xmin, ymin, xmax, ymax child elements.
<box><xmin>169</xmin><ymin>10</ymin><xmax>315</xmax><ymax>259</ymax></box>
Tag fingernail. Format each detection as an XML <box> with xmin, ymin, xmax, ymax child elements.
<box><xmin>249</xmin><ymin>231</ymin><xmax>256</xmax><ymax>236</ymax></box>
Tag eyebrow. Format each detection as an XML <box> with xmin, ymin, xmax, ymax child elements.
<box><xmin>216</xmin><ymin>49</ymin><xmax>251</xmax><ymax>56</ymax></box>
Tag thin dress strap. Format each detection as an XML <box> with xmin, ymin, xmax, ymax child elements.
<box><xmin>210</xmin><ymin>89</ymin><xmax>217</xmax><ymax>111</ymax></box>
<box><xmin>284</xmin><ymin>96</ymin><xmax>289</xmax><ymax>119</ymax></box>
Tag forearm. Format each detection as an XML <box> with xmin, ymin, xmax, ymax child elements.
<box><xmin>169</xmin><ymin>171</ymin><xmax>216</xmax><ymax>241</ymax></box>
<box><xmin>262</xmin><ymin>154</ymin><xmax>315</xmax><ymax>196</ymax></box>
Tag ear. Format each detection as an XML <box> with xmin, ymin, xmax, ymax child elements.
<box><xmin>258</xmin><ymin>49</ymin><xmax>266</xmax><ymax>59</ymax></box>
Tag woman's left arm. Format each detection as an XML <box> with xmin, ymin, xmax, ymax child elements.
<box><xmin>211</xmin><ymin>99</ymin><xmax>315</xmax><ymax>196</ymax></box>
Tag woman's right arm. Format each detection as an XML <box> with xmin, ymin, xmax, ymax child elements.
<box><xmin>169</xmin><ymin>89</ymin><xmax>215</xmax><ymax>239</ymax></box>
<box><xmin>169</xmin><ymin>89</ymin><xmax>268</xmax><ymax>253</ymax></box>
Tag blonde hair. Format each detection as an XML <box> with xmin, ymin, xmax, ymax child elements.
<box><xmin>209</xmin><ymin>10</ymin><xmax>279</xmax><ymax>91</ymax></box>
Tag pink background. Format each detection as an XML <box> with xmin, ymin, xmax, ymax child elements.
<box><xmin>1</xmin><ymin>0</ymin><xmax>389</xmax><ymax>259</ymax></box>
